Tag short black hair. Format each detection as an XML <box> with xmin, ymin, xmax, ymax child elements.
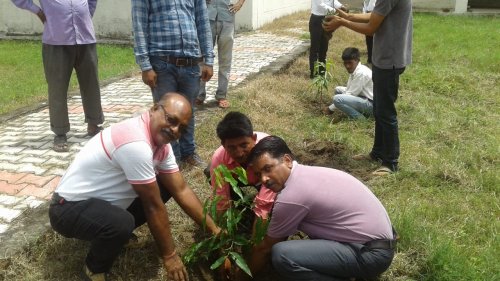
<box><xmin>248</xmin><ymin>135</ymin><xmax>295</xmax><ymax>164</ymax></box>
<box><xmin>216</xmin><ymin>111</ymin><xmax>254</xmax><ymax>141</ymax></box>
<box><xmin>341</xmin><ymin>47</ymin><xmax>360</xmax><ymax>61</ymax></box>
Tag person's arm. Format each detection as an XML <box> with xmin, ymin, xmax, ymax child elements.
<box><xmin>88</xmin><ymin>0</ymin><xmax>97</xmax><ymax>17</ymax></box>
<box><xmin>11</xmin><ymin>0</ymin><xmax>45</xmax><ymax>23</ymax></box>
<box><xmin>132</xmin><ymin>182</ymin><xmax>188</xmax><ymax>281</ymax></box>
<box><xmin>248</xmin><ymin>235</ymin><xmax>286</xmax><ymax>277</ymax></box>
<box><xmin>158</xmin><ymin>171</ymin><xmax>220</xmax><ymax>235</ymax></box>
<box><xmin>131</xmin><ymin>0</ymin><xmax>157</xmax><ymax>89</ymax></box>
<box><xmin>229</xmin><ymin>0</ymin><xmax>245</xmax><ymax>13</ymax></box>
<box><xmin>323</xmin><ymin>11</ymin><xmax>385</xmax><ymax>36</ymax></box>
<box><xmin>195</xmin><ymin>0</ymin><xmax>214</xmax><ymax>82</ymax></box>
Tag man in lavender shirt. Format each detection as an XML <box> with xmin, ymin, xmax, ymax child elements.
<box><xmin>240</xmin><ymin>135</ymin><xmax>396</xmax><ymax>281</ymax></box>
<box><xmin>11</xmin><ymin>0</ymin><xmax>104</xmax><ymax>152</ymax></box>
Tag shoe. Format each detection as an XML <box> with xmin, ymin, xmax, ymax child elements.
<box><xmin>181</xmin><ymin>153</ymin><xmax>207</xmax><ymax>169</ymax></box>
<box><xmin>352</xmin><ymin>153</ymin><xmax>378</xmax><ymax>162</ymax></box>
<box><xmin>87</xmin><ymin>124</ymin><xmax>103</xmax><ymax>137</ymax></box>
<box><xmin>81</xmin><ymin>264</ymin><xmax>108</xmax><ymax>281</ymax></box>
<box><xmin>322</xmin><ymin>106</ymin><xmax>334</xmax><ymax>115</ymax></box>
<box><xmin>53</xmin><ymin>134</ymin><xmax>69</xmax><ymax>152</ymax></box>
<box><xmin>371</xmin><ymin>165</ymin><xmax>394</xmax><ymax>176</ymax></box>
<box><xmin>217</xmin><ymin>98</ymin><xmax>230</xmax><ymax>109</ymax></box>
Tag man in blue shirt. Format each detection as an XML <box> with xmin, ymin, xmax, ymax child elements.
<box><xmin>132</xmin><ymin>0</ymin><xmax>215</xmax><ymax>168</ymax></box>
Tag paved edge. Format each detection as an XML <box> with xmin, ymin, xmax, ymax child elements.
<box><xmin>0</xmin><ymin>40</ymin><xmax>310</xmax><ymax>266</ymax></box>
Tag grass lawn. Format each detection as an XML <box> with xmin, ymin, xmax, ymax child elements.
<box><xmin>0</xmin><ymin>41</ymin><xmax>137</xmax><ymax>116</ymax></box>
<box><xmin>1</xmin><ymin>12</ymin><xmax>499</xmax><ymax>281</ymax></box>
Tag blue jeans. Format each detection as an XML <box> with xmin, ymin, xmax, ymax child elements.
<box><xmin>198</xmin><ymin>20</ymin><xmax>234</xmax><ymax>101</ymax></box>
<box><xmin>271</xmin><ymin>239</ymin><xmax>394</xmax><ymax>281</ymax></box>
<box><xmin>371</xmin><ymin>65</ymin><xmax>405</xmax><ymax>171</ymax></box>
<box><xmin>150</xmin><ymin>56</ymin><xmax>201</xmax><ymax>159</ymax></box>
<box><xmin>332</xmin><ymin>87</ymin><xmax>373</xmax><ymax>119</ymax></box>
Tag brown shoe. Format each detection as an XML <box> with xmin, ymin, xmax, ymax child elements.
<box><xmin>181</xmin><ymin>153</ymin><xmax>207</xmax><ymax>169</ymax></box>
<box><xmin>352</xmin><ymin>153</ymin><xmax>377</xmax><ymax>162</ymax></box>
<box><xmin>322</xmin><ymin>106</ymin><xmax>334</xmax><ymax>115</ymax></box>
<box><xmin>81</xmin><ymin>264</ymin><xmax>108</xmax><ymax>281</ymax></box>
<box><xmin>371</xmin><ymin>166</ymin><xmax>394</xmax><ymax>176</ymax></box>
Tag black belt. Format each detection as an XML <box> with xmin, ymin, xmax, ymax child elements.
<box><xmin>364</xmin><ymin>239</ymin><xmax>397</xmax><ymax>250</ymax></box>
<box><xmin>158</xmin><ymin>56</ymin><xmax>202</xmax><ymax>67</ymax></box>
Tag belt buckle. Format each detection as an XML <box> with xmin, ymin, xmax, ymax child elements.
<box><xmin>175</xmin><ymin>58</ymin><xmax>187</xmax><ymax>66</ymax></box>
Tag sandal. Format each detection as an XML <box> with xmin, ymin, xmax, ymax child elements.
<box><xmin>371</xmin><ymin>166</ymin><xmax>394</xmax><ymax>176</ymax></box>
<box><xmin>217</xmin><ymin>98</ymin><xmax>230</xmax><ymax>109</ymax></box>
<box><xmin>87</xmin><ymin>125</ymin><xmax>103</xmax><ymax>137</ymax></box>
<box><xmin>53</xmin><ymin>134</ymin><xmax>69</xmax><ymax>152</ymax></box>
<box><xmin>195</xmin><ymin>98</ymin><xmax>204</xmax><ymax>106</ymax></box>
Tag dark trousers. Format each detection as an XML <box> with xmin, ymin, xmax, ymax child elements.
<box><xmin>42</xmin><ymin>44</ymin><xmax>104</xmax><ymax>135</ymax></box>
<box><xmin>48</xmin><ymin>177</ymin><xmax>172</xmax><ymax>273</ymax></box>
<box><xmin>371</xmin><ymin>65</ymin><xmax>405</xmax><ymax>171</ymax></box>
<box><xmin>309</xmin><ymin>14</ymin><xmax>331</xmax><ymax>78</ymax></box>
<box><xmin>365</xmin><ymin>35</ymin><xmax>373</xmax><ymax>64</ymax></box>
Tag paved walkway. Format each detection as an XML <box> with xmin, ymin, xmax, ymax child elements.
<box><xmin>0</xmin><ymin>31</ymin><xmax>308</xmax><ymax>260</ymax></box>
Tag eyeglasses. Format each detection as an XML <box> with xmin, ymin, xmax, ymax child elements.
<box><xmin>158</xmin><ymin>104</ymin><xmax>188</xmax><ymax>134</ymax></box>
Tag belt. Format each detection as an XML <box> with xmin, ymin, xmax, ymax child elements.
<box><xmin>364</xmin><ymin>239</ymin><xmax>397</xmax><ymax>250</ymax></box>
<box><xmin>158</xmin><ymin>56</ymin><xmax>202</xmax><ymax>67</ymax></box>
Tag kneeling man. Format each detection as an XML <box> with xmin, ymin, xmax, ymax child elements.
<box><xmin>244</xmin><ymin>136</ymin><xmax>396</xmax><ymax>281</ymax></box>
<box><xmin>49</xmin><ymin>93</ymin><xmax>219</xmax><ymax>281</ymax></box>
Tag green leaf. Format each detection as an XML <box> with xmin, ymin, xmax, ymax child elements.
<box><xmin>210</xmin><ymin>255</ymin><xmax>228</xmax><ymax>270</ymax></box>
<box><xmin>229</xmin><ymin>251</ymin><xmax>252</xmax><ymax>277</ymax></box>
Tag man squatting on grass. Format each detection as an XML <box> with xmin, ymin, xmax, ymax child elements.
<box><xmin>49</xmin><ymin>93</ymin><xmax>220</xmax><ymax>281</ymax></box>
<box><xmin>236</xmin><ymin>136</ymin><xmax>396</xmax><ymax>281</ymax></box>
<box><xmin>208</xmin><ymin>111</ymin><xmax>276</xmax><ymax>227</ymax></box>
<box><xmin>323</xmin><ymin>0</ymin><xmax>413</xmax><ymax>176</ymax></box>
<box><xmin>323</xmin><ymin>47</ymin><xmax>374</xmax><ymax>120</ymax></box>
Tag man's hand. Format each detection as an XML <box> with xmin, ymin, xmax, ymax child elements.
<box><xmin>229</xmin><ymin>0</ymin><xmax>245</xmax><ymax>13</ymax></box>
<box><xmin>336</xmin><ymin>8</ymin><xmax>349</xmax><ymax>19</ymax></box>
<box><xmin>163</xmin><ymin>253</ymin><xmax>189</xmax><ymax>281</ymax></box>
<box><xmin>142</xmin><ymin>69</ymin><xmax>157</xmax><ymax>89</ymax></box>
<box><xmin>322</xmin><ymin>15</ymin><xmax>343</xmax><ymax>33</ymax></box>
<box><xmin>201</xmin><ymin>64</ymin><xmax>213</xmax><ymax>82</ymax></box>
<box><xmin>37</xmin><ymin>9</ymin><xmax>46</xmax><ymax>23</ymax></box>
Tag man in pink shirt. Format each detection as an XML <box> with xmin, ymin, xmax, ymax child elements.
<box><xmin>49</xmin><ymin>93</ymin><xmax>219</xmax><ymax>281</ymax></box>
<box><xmin>208</xmin><ymin>112</ymin><xmax>276</xmax><ymax>227</ymax></box>
<box><xmin>241</xmin><ymin>135</ymin><xmax>396</xmax><ymax>281</ymax></box>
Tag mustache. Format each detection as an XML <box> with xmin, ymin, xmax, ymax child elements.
<box><xmin>161</xmin><ymin>128</ymin><xmax>175</xmax><ymax>139</ymax></box>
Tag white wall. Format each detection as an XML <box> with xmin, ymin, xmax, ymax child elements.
<box><xmin>0</xmin><ymin>0</ymin><xmax>474</xmax><ymax>40</ymax></box>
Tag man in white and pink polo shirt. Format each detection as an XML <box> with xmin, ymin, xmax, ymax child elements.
<box><xmin>209</xmin><ymin>112</ymin><xmax>276</xmax><ymax>226</ymax></box>
<box><xmin>49</xmin><ymin>93</ymin><xmax>219</xmax><ymax>281</ymax></box>
<box><xmin>242</xmin><ymin>136</ymin><xmax>396</xmax><ymax>281</ymax></box>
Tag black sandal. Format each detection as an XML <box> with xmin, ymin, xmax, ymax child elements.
<box><xmin>53</xmin><ymin>135</ymin><xmax>69</xmax><ymax>152</ymax></box>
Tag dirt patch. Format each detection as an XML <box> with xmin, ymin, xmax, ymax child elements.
<box><xmin>294</xmin><ymin>139</ymin><xmax>374</xmax><ymax>182</ymax></box>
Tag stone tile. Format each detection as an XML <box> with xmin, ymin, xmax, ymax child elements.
<box><xmin>0</xmin><ymin>224</ymin><xmax>8</xmax><ymax>234</ymax></box>
<box><xmin>15</xmin><ymin>174</ymin><xmax>55</xmax><ymax>187</ymax></box>
<box><xmin>0</xmin><ymin>181</ymin><xmax>26</xmax><ymax>195</ymax></box>
<box><xmin>0</xmin><ymin>194</ymin><xmax>21</xmax><ymax>205</ymax></box>
<box><xmin>17</xmin><ymin>164</ymin><xmax>47</xmax><ymax>176</ymax></box>
<box><xmin>17</xmin><ymin>185</ymin><xmax>52</xmax><ymax>200</ymax></box>
<box><xmin>0</xmin><ymin>207</ymin><xmax>22</xmax><ymax>223</ymax></box>
<box><xmin>0</xmin><ymin>171</ymin><xmax>28</xmax><ymax>184</ymax></box>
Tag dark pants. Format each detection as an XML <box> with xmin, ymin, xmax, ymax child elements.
<box><xmin>309</xmin><ymin>14</ymin><xmax>331</xmax><ymax>78</ymax></box>
<box><xmin>272</xmin><ymin>239</ymin><xmax>394</xmax><ymax>281</ymax></box>
<box><xmin>48</xmin><ymin>177</ymin><xmax>172</xmax><ymax>273</ymax></box>
<box><xmin>42</xmin><ymin>44</ymin><xmax>104</xmax><ymax>136</ymax></box>
<box><xmin>365</xmin><ymin>35</ymin><xmax>373</xmax><ymax>64</ymax></box>
<box><xmin>371</xmin><ymin>65</ymin><xmax>405</xmax><ymax>171</ymax></box>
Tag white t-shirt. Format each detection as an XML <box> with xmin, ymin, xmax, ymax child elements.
<box><xmin>311</xmin><ymin>0</ymin><xmax>343</xmax><ymax>16</ymax></box>
<box><xmin>56</xmin><ymin>112</ymin><xmax>178</xmax><ymax>209</ymax></box>
<box><xmin>345</xmin><ymin>63</ymin><xmax>374</xmax><ymax>100</ymax></box>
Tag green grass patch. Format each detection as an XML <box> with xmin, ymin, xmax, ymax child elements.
<box><xmin>0</xmin><ymin>40</ymin><xmax>137</xmax><ymax>116</ymax></box>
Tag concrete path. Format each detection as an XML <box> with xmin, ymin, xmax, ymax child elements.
<box><xmin>0</xmin><ymin>31</ymin><xmax>309</xmax><ymax>263</ymax></box>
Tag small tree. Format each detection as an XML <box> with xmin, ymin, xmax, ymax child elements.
<box><xmin>310</xmin><ymin>59</ymin><xmax>334</xmax><ymax>104</ymax></box>
<box><xmin>183</xmin><ymin>164</ymin><xmax>267</xmax><ymax>278</ymax></box>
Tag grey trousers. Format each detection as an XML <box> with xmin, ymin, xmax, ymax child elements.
<box><xmin>198</xmin><ymin>19</ymin><xmax>235</xmax><ymax>101</ymax></box>
<box><xmin>271</xmin><ymin>239</ymin><xmax>394</xmax><ymax>281</ymax></box>
<box><xmin>42</xmin><ymin>44</ymin><xmax>104</xmax><ymax>136</ymax></box>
